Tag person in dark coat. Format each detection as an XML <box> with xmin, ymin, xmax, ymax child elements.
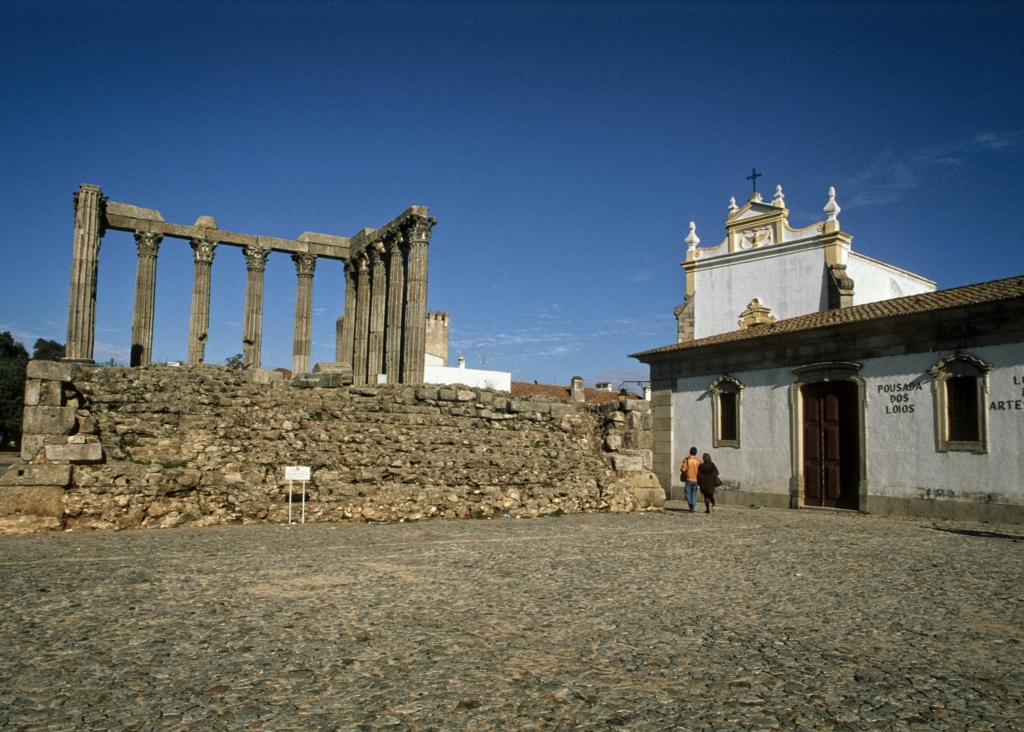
<box><xmin>697</xmin><ymin>452</ymin><xmax>719</xmax><ymax>513</ymax></box>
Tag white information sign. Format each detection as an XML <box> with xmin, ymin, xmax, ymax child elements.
<box><xmin>285</xmin><ymin>466</ymin><xmax>310</xmax><ymax>481</ymax></box>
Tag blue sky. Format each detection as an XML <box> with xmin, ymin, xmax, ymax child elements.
<box><xmin>1</xmin><ymin>1</ymin><xmax>1022</xmax><ymax>387</ymax></box>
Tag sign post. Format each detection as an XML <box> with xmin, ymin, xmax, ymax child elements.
<box><xmin>284</xmin><ymin>466</ymin><xmax>311</xmax><ymax>525</ymax></box>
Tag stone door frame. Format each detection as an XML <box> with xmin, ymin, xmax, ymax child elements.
<box><xmin>788</xmin><ymin>362</ymin><xmax>868</xmax><ymax>512</ymax></box>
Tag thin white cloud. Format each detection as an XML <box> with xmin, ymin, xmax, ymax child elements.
<box><xmin>843</xmin><ymin>130</ymin><xmax>1022</xmax><ymax>209</ymax></box>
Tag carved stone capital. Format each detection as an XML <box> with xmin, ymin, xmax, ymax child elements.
<box><xmin>403</xmin><ymin>215</ymin><xmax>436</xmax><ymax>247</ymax></box>
<box><xmin>384</xmin><ymin>232</ymin><xmax>404</xmax><ymax>255</ymax></box>
<box><xmin>368</xmin><ymin>241</ymin><xmax>386</xmax><ymax>264</ymax></box>
<box><xmin>292</xmin><ymin>252</ymin><xmax>317</xmax><ymax>278</ymax></box>
<box><xmin>243</xmin><ymin>244</ymin><xmax>271</xmax><ymax>272</ymax></box>
<box><xmin>356</xmin><ymin>253</ymin><xmax>369</xmax><ymax>273</ymax></box>
<box><xmin>133</xmin><ymin>231</ymin><xmax>163</xmax><ymax>258</ymax></box>
<box><xmin>190</xmin><ymin>238</ymin><xmax>218</xmax><ymax>264</ymax></box>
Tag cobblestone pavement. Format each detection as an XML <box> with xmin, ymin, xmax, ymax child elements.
<box><xmin>1</xmin><ymin>508</ymin><xmax>1022</xmax><ymax>731</ymax></box>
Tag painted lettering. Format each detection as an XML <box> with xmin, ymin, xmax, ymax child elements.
<box><xmin>885</xmin><ymin>404</ymin><xmax>914</xmax><ymax>414</ymax></box>
<box><xmin>989</xmin><ymin>400</ymin><xmax>1024</xmax><ymax>411</ymax></box>
<box><xmin>877</xmin><ymin>382</ymin><xmax>924</xmax><ymax>394</ymax></box>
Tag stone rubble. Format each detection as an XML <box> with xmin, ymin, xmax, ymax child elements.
<box><xmin>1</xmin><ymin>364</ymin><xmax>662</xmax><ymax>533</ymax></box>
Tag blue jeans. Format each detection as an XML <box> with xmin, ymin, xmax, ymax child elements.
<box><xmin>685</xmin><ymin>481</ymin><xmax>698</xmax><ymax>509</ymax></box>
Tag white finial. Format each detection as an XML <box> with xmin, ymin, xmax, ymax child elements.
<box><xmin>824</xmin><ymin>186</ymin><xmax>841</xmax><ymax>223</ymax></box>
<box><xmin>727</xmin><ymin>197</ymin><xmax>738</xmax><ymax>216</ymax></box>
<box><xmin>685</xmin><ymin>221</ymin><xmax>700</xmax><ymax>251</ymax></box>
<box><xmin>773</xmin><ymin>184</ymin><xmax>785</xmax><ymax>208</ymax></box>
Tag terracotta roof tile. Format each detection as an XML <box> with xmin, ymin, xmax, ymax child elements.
<box><xmin>631</xmin><ymin>275</ymin><xmax>1024</xmax><ymax>359</ymax></box>
<box><xmin>511</xmin><ymin>382</ymin><xmax>638</xmax><ymax>403</ymax></box>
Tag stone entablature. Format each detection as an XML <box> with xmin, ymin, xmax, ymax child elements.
<box><xmin>63</xmin><ymin>184</ymin><xmax>437</xmax><ymax>385</ymax></box>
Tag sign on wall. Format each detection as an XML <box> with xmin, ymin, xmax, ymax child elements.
<box><xmin>285</xmin><ymin>466</ymin><xmax>310</xmax><ymax>481</ymax></box>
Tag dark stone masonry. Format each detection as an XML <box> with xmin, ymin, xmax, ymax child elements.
<box><xmin>1</xmin><ymin>363</ymin><xmax>660</xmax><ymax>533</ymax></box>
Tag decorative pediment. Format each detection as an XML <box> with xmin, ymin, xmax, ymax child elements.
<box><xmin>927</xmin><ymin>351</ymin><xmax>993</xmax><ymax>380</ymax></box>
<box><xmin>709</xmin><ymin>374</ymin><xmax>744</xmax><ymax>393</ymax></box>
<box><xmin>737</xmin><ymin>298</ymin><xmax>777</xmax><ymax>329</ymax></box>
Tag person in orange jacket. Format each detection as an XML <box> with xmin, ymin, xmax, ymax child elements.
<box><xmin>680</xmin><ymin>447</ymin><xmax>702</xmax><ymax>513</ymax></box>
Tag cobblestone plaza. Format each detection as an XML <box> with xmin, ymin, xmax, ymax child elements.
<box><xmin>1</xmin><ymin>509</ymin><xmax>1021</xmax><ymax>731</ymax></box>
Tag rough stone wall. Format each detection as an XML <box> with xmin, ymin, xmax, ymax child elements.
<box><xmin>1</xmin><ymin>363</ymin><xmax>659</xmax><ymax>533</ymax></box>
<box><xmin>424</xmin><ymin>310</ymin><xmax>449</xmax><ymax>366</ymax></box>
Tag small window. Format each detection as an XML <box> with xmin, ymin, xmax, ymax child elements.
<box><xmin>946</xmin><ymin>376</ymin><xmax>979</xmax><ymax>442</ymax></box>
<box><xmin>719</xmin><ymin>392</ymin><xmax>738</xmax><ymax>442</ymax></box>
<box><xmin>710</xmin><ymin>375</ymin><xmax>743</xmax><ymax>448</ymax></box>
<box><xmin>928</xmin><ymin>352</ymin><xmax>991</xmax><ymax>453</ymax></box>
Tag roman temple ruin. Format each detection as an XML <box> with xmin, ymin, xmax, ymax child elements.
<box><xmin>64</xmin><ymin>184</ymin><xmax>436</xmax><ymax>384</ymax></box>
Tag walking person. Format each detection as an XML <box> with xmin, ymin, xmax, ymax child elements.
<box><xmin>680</xmin><ymin>447</ymin><xmax>702</xmax><ymax>513</ymax></box>
<box><xmin>698</xmin><ymin>452</ymin><xmax>720</xmax><ymax>513</ymax></box>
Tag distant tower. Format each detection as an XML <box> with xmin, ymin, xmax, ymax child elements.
<box><xmin>424</xmin><ymin>310</ymin><xmax>450</xmax><ymax>367</ymax></box>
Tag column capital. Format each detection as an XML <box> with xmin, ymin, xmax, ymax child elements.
<box><xmin>403</xmin><ymin>214</ymin><xmax>436</xmax><ymax>247</ymax></box>
<box><xmin>292</xmin><ymin>252</ymin><xmax>317</xmax><ymax>277</ymax></box>
<box><xmin>73</xmin><ymin>185</ymin><xmax>109</xmax><ymax>236</ymax></box>
<box><xmin>243</xmin><ymin>244</ymin><xmax>271</xmax><ymax>272</ymax></box>
<box><xmin>368</xmin><ymin>240</ymin><xmax>386</xmax><ymax>264</ymax></box>
<box><xmin>133</xmin><ymin>230</ymin><xmax>163</xmax><ymax>257</ymax></box>
<box><xmin>356</xmin><ymin>253</ymin><xmax>369</xmax><ymax>272</ymax></box>
<box><xmin>190</xmin><ymin>237</ymin><xmax>218</xmax><ymax>264</ymax></box>
<box><xmin>384</xmin><ymin>231</ymin><xmax>404</xmax><ymax>255</ymax></box>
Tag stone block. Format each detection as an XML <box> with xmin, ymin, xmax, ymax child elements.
<box><xmin>40</xmin><ymin>380</ymin><xmax>64</xmax><ymax>406</ymax></box>
<box><xmin>641</xmin><ymin>412</ymin><xmax>653</xmax><ymax>430</ymax></box>
<box><xmin>510</xmin><ymin>400</ymin><xmax>549</xmax><ymax>413</ymax></box>
<box><xmin>492</xmin><ymin>398</ymin><xmax>507</xmax><ymax>411</ymax></box>
<box><xmin>620</xmin><ymin>399</ymin><xmax>648</xmax><ymax>412</ymax></box>
<box><xmin>22</xmin><ymin>406</ymin><xmax>77</xmax><ymax>435</ymax></box>
<box><xmin>0</xmin><ymin>485</ymin><xmax>65</xmax><ymax>516</ymax></box>
<box><xmin>0</xmin><ymin>515</ymin><xmax>62</xmax><ymax>534</ymax></box>
<box><xmin>292</xmin><ymin>372</ymin><xmax>345</xmax><ymax>388</ymax></box>
<box><xmin>631</xmin><ymin>472</ymin><xmax>665</xmax><ymax>508</ymax></box>
<box><xmin>604</xmin><ymin>434</ymin><xmax>623</xmax><ymax>451</ymax></box>
<box><xmin>252</xmin><ymin>369</ymin><xmax>284</xmax><ymax>384</ymax></box>
<box><xmin>20</xmin><ymin>435</ymin><xmax>45</xmax><ymax>461</ymax></box>
<box><xmin>0</xmin><ymin>464</ymin><xmax>72</xmax><ymax>487</ymax></box>
<box><xmin>456</xmin><ymin>390</ymin><xmax>475</xmax><ymax>402</ymax></box>
<box><xmin>549</xmin><ymin>404</ymin><xmax>574</xmax><ymax>419</ymax></box>
<box><xmin>415</xmin><ymin>388</ymin><xmax>439</xmax><ymax>401</ymax></box>
<box><xmin>612</xmin><ymin>454</ymin><xmax>645</xmax><ymax>472</ymax></box>
<box><xmin>45</xmin><ymin>443</ymin><xmax>104</xmax><ymax>463</ymax></box>
<box><xmin>312</xmin><ymin>362</ymin><xmax>353</xmax><ymax>382</ymax></box>
<box><xmin>24</xmin><ymin>379</ymin><xmax>41</xmax><ymax>406</ymax></box>
<box><xmin>26</xmin><ymin>360</ymin><xmax>75</xmax><ymax>382</ymax></box>
<box><xmin>438</xmin><ymin>389</ymin><xmax>458</xmax><ymax>401</ymax></box>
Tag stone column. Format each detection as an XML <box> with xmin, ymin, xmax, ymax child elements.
<box><xmin>291</xmin><ymin>253</ymin><xmax>317</xmax><ymax>375</ymax></box>
<box><xmin>400</xmin><ymin>215</ymin><xmax>435</xmax><ymax>384</ymax></box>
<box><xmin>366</xmin><ymin>243</ymin><xmax>387</xmax><ymax>383</ymax></box>
<box><xmin>352</xmin><ymin>255</ymin><xmax>371</xmax><ymax>386</ymax></box>
<box><xmin>242</xmin><ymin>244</ymin><xmax>270</xmax><ymax>370</ymax></box>
<box><xmin>187</xmin><ymin>238</ymin><xmax>218</xmax><ymax>365</ymax></box>
<box><xmin>130</xmin><ymin>231</ymin><xmax>162</xmax><ymax>367</ymax></box>
<box><xmin>338</xmin><ymin>261</ymin><xmax>357</xmax><ymax>369</ymax></box>
<box><xmin>64</xmin><ymin>184</ymin><xmax>107</xmax><ymax>363</ymax></box>
<box><xmin>384</xmin><ymin>235</ymin><xmax>406</xmax><ymax>381</ymax></box>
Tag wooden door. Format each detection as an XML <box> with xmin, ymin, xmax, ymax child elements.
<box><xmin>802</xmin><ymin>382</ymin><xmax>859</xmax><ymax>509</ymax></box>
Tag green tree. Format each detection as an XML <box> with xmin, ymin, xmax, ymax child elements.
<box><xmin>32</xmin><ymin>338</ymin><xmax>65</xmax><ymax>361</ymax></box>
<box><xmin>0</xmin><ymin>332</ymin><xmax>28</xmax><ymax>360</ymax></box>
<box><xmin>225</xmin><ymin>354</ymin><xmax>245</xmax><ymax>371</ymax></box>
<box><xmin>0</xmin><ymin>332</ymin><xmax>28</xmax><ymax>450</ymax></box>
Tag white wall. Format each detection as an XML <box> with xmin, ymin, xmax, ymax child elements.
<box><xmin>858</xmin><ymin>344</ymin><xmax>1024</xmax><ymax>505</ymax></box>
<box><xmin>672</xmin><ymin>367</ymin><xmax>793</xmax><ymax>494</ymax></box>
<box><xmin>668</xmin><ymin>342</ymin><xmax>1024</xmax><ymax>506</ymax></box>
<box><xmin>694</xmin><ymin>246</ymin><xmax>826</xmax><ymax>339</ymax></box>
<box><xmin>847</xmin><ymin>252</ymin><xmax>936</xmax><ymax>305</ymax></box>
<box><xmin>424</xmin><ymin>364</ymin><xmax>511</xmax><ymax>392</ymax></box>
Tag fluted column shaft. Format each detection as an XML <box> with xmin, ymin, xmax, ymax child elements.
<box><xmin>188</xmin><ymin>239</ymin><xmax>217</xmax><ymax>365</ymax></box>
<box><xmin>291</xmin><ymin>253</ymin><xmax>317</xmax><ymax>375</ymax></box>
<box><xmin>339</xmin><ymin>262</ymin><xmax>357</xmax><ymax>368</ymax></box>
<box><xmin>352</xmin><ymin>256</ymin><xmax>371</xmax><ymax>385</ymax></box>
<box><xmin>65</xmin><ymin>184</ymin><xmax>107</xmax><ymax>362</ymax></box>
<box><xmin>384</xmin><ymin>238</ymin><xmax>406</xmax><ymax>381</ymax></box>
<box><xmin>130</xmin><ymin>231</ymin><xmax>162</xmax><ymax>367</ymax></box>
<box><xmin>242</xmin><ymin>245</ymin><xmax>270</xmax><ymax>370</ymax></box>
<box><xmin>367</xmin><ymin>245</ymin><xmax>387</xmax><ymax>382</ymax></box>
<box><xmin>401</xmin><ymin>216</ymin><xmax>435</xmax><ymax>384</ymax></box>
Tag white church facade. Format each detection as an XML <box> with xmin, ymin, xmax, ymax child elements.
<box><xmin>633</xmin><ymin>185</ymin><xmax>1024</xmax><ymax>525</ymax></box>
